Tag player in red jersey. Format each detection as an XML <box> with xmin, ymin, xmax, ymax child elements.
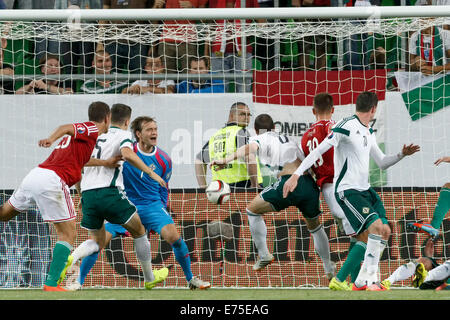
<box><xmin>0</xmin><ymin>101</ymin><xmax>111</xmax><ymax>291</ymax></box>
<box><xmin>301</xmin><ymin>93</ymin><xmax>351</xmax><ymax>236</ymax></box>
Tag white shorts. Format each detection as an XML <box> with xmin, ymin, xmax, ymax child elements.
<box><xmin>8</xmin><ymin>167</ymin><xmax>76</xmax><ymax>223</ymax></box>
<box><xmin>322</xmin><ymin>183</ymin><xmax>352</xmax><ymax>236</ymax></box>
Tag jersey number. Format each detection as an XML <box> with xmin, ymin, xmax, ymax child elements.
<box><xmin>306</xmin><ymin>137</ymin><xmax>324</xmax><ymax>167</ymax></box>
<box><xmin>55</xmin><ymin>136</ymin><xmax>71</xmax><ymax>149</ymax></box>
<box><xmin>94</xmin><ymin>139</ymin><xmax>107</xmax><ymax>159</ymax></box>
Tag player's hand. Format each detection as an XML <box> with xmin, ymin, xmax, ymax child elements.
<box><xmin>38</xmin><ymin>138</ymin><xmax>53</xmax><ymax>148</ymax></box>
<box><xmin>402</xmin><ymin>143</ymin><xmax>420</xmax><ymax>156</ymax></box>
<box><xmin>209</xmin><ymin>159</ymin><xmax>227</xmax><ymax>170</ymax></box>
<box><xmin>434</xmin><ymin>156</ymin><xmax>450</xmax><ymax>166</ymax></box>
<box><xmin>104</xmin><ymin>155</ymin><xmax>123</xmax><ymax>168</ymax></box>
<box><xmin>282</xmin><ymin>174</ymin><xmax>299</xmax><ymax>198</ymax></box>
<box><xmin>155</xmin><ymin>175</ymin><xmax>167</xmax><ymax>189</ymax></box>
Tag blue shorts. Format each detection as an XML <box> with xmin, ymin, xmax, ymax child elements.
<box><xmin>105</xmin><ymin>201</ymin><xmax>174</xmax><ymax>237</ymax></box>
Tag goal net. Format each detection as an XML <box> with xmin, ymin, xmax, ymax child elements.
<box><xmin>0</xmin><ymin>9</ymin><xmax>449</xmax><ymax>289</ymax></box>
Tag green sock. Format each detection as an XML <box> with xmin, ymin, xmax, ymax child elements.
<box><xmin>431</xmin><ymin>188</ymin><xmax>450</xmax><ymax>229</ymax></box>
<box><xmin>45</xmin><ymin>241</ymin><xmax>72</xmax><ymax>287</ymax></box>
<box><xmin>336</xmin><ymin>241</ymin><xmax>366</xmax><ymax>283</ymax></box>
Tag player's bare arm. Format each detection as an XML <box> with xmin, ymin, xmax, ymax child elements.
<box><xmin>283</xmin><ymin>140</ymin><xmax>333</xmax><ymax>198</ymax></box>
<box><xmin>210</xmin><ymin>143</ymin><xmax>257</xmax><ymax>169</ymax></box>
<box><xmin>85</xmin><ymin>155</ymin><xmax>122</xmax><ymax>168</ymax></box>
<box><xmin>121</xmin><ymin>146</ymin><xmax>167</xmax><ymax>189</ymax></box>
<box><xmin>435</xmin><ymin>156</ymin><xmax>450</xmax><ymax>166</ymax></box>
<box><xmin>38</xmin><ymin>124</ymin><xmax>75</xmax><ymax>147</ymax></box>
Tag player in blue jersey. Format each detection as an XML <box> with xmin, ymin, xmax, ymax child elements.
<box><xmin>66</xmin><ymin>116</ymin><xmax>211</xmax><ymax>291</ymax></box>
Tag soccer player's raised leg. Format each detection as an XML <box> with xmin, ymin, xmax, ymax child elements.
<box><xmin>246</xmin><ymin>195</ymin><xmax>275</xmax><ymax>271</ymax></box>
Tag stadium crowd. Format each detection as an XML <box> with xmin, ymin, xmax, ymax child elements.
<box><xmin>0</xmin><ymin>0</ymin><xmax>447</xmax><ymax>94</ymax></box>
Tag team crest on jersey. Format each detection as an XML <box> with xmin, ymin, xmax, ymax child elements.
<box><xmin>362</xmin><ymin>207</ymin><xmax>370</xmax><ymax>214</ymax></box>
<box><xmin>76</xmin><ymin>124</ymin><xmax>86</xmax><ymax>134</ymax></box>
<box><xmin>149</xmin><ymin>164</ymin><xmax>156</xmax><ymax>170</ymax></box>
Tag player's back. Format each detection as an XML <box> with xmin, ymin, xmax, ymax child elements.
<box><xmin>39</xmin><ymin>122</ymin><xmax>99</xmax><ymax>187</ymax></box>
<box><xmin>81</xmin><ymin>127</ymin><xmax>133</xmax><ymax>192</ymax></box>
<box><xmin>251</xmin><ymin>131</ymin><xmax>301</xmax><ymax>177</ymax></box>
<box><xmin>301</xmin><ymin>119</ymin><xmax>334</xmax><ymax>188</ymax></box>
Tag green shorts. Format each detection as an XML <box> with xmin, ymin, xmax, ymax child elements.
<box><xmin>81</xmin><ymin>187</ymin><xmax>137</xmax><ymax>230</ymax></box>
<box><xmin>260</xmin><ymin>174</ymin><xmax>321</xmax><ymax>219</ymax></box>
<box><xmin>335</xmin><ymin>188</ymin><xmax>388</xmax><ymax>236</ymax></box>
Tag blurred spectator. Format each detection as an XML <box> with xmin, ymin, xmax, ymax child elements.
<box><xmin>102</xmin><ymin>0</ymin><xmax>157</xmax><ymax>74</ymax></box>
<box><xmin>122</xmin><ymin>55</ymin><xmax>175</xmax><ymax>94</ymax></box>
<box><xmin>176</xmin><ymin>56</ymin><xmax>225</xmax><ymax>93</ymax></box>
<box><xmin>368</xmin><ymin>46</ymin><xmax>386</xmax><ymax>69</ymax></box>
<box><xmin>208</xmin><ymin>0</ymin><xmax>260</xmax><ymax>92</ymax></box>
<box><xmin>51</xmin><ymin>1</ymin><xmax>102</xmax><ymax>80</ymax></box>
<box><xmin>409</xmin><ymin>24</ymin><xmax>450</xmax><ymax>75</ymax></box>
<box><xmin>79</xmin><ymin>50</ymin><xmax>128</xmax><ymax>93</ymax></box>
<box><xmin>16</xmin><ymin>54</ymin><xmax>73</xmax><ymax>94</ymax></box>
<box><xmin>296</xmin><ymin>0</ymin><xmax>329</xmax><ymax>71</ymax></box>
<box><xmin>158</xmin><ymin>0</ymin><xmax>207</xmax><ymax>74</ymax></box>
<box><xmin>0</xmin><ymin>37</ymin><xmax>14</xmax><ymax>94</ymax></box>
<box><xmin>343</xmin><ymin>0</ymin><xmax>379</xmax><ymax>70</ymax></box>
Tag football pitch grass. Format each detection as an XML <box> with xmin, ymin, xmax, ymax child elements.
<box><xmin>0</xmin><ymin>288</ymin><xmax>449</xmax><ymax>300</ymax></box>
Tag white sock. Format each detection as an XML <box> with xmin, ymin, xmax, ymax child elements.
<box><xmin>355</xmin><ymin>234</ymin><xmax>381</xmax><ymax>287</ymax></box>
<box><xmin>387</xmin><ymin>261</ymin><xmax>417</xmax><ymax>284</ymax></box>
<box><xmin>246</xmin><ymin>209</ymin><xmax>270</xmax><ymax>258</ymax></box>
<box><xmin>72</xmin><ymin>239</ymin><xmax>100</xmax><ymax>265</ymax></box>
<box><xmin>309</xmin><ymin>224</ymin><xmax>332</xmax><ymax>270</ymax></box>
<box><xmin>424</xmin><ymin>261</ymin><xmax>450</xmax><ymax>282</ymax></box>
<box><xmin>134</xmin><ymin>235</ymin><xmax>154</xmax><ymax>282</ymax></box>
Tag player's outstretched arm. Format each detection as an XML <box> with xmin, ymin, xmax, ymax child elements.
<box><xmin>85</xmin><ymin>155</ymin><xmax>122</xmax><ymax>168</ymax></box>
<box><xmin>210</xmin><ymin>143</ymin><xmax>258</xmax><ymax>169</ymax></box>
<box><xmin>283</xmin><ymin>139</ymin><xmax>332</xmax><ymax>198</ymax></box>
<box><xmin>121</xmin><ymin>147</ymin><xmax>167</xmax><ymax>189</ymax></box>
<box><xmin>370</xmin><ymin>143</ymin><xmax>420</xmax><ymax>170</ymax></box>
<box><xmin>435</xmin><ymin>156</ymin><xmax>450</xmax><ymax>166</ymax></box>
<box><xmin>38</xmin><ymin>124</ymin><xmax>75</xmax><ymax>148</ymax></box>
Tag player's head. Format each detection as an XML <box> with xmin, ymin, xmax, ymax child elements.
<box><xmin>111</xmin><ymin>103</ymin><xmax>132</xmax><ymax>128</ymax></box>
<box><xmin>254</xmin><ymin>114</ymin><xmax>274</xmax><ymax>135</ymax></box>
<box><xmin>229</xmin><ymin>102</ymin><xmax>251</xmax><ymax>127</ymax></box>
<box><xmin>131</xmin><ymin>116</ymin><xmax>158</xmax><ymax>149</ymax></box>
<box><xmin>313</xmin><ymin>93</ymin><xmax>334</xmax><ymax>119</ymax></box>
<box><xmin>356</xmin><ymin>91</ymin><xmax>378</xmax><ymax>116</ymax></box>
<box><xmin>88</xmin><ymin>101</ymin><xmax>111</xmax><ymax>133</ymax></box>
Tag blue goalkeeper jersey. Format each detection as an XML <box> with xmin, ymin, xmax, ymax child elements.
<box><xmin>122</xmin><ymin>143</ymin><xmax>172</xmax><ymax>207</ymax></box>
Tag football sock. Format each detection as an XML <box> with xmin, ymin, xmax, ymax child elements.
<box><xmin>431</xmin><ymin>187</ymin><xmax>450</xmax><ymax>229</ymax></box>
<box><xmin>336</xmin><ymin>240</ymin><xmax>366</xmax><ymax>283</ymax></box>
<box><xmin>354</xmin><ymin>234</ymin><xmax>381</xmax><ymax>287</ymax></box>
<box><xmin>134</xmin><ymin>234</ymin><xmax>154</xmax><ymax>283</ymax></box>
<box><xmin>71</xmin><ymin>239</ymin><xmax>100</xmax><ymax>265</ymax></box>
<box><xmin>45</xmin><ymin>241</ymin><xmax>73</xmax><ymax>287</ymax></box>
<box><xmin>78</xmin><ymin>252</ymin><xmax>99</xmax><ymax>285</ymax></box>
<box><xmin>387</xmin><ymin>261</ymin><xmax>417</xmax><ymax>284</ymax></box>
<box><xmin>172</xmin><ymin>237</ymin><xmax>193</xmax><ymax>282</ymax></box>
<box><xmin>309</xmin><ymin>224</ymin><xmax>332</xmax><ymax>270</ymax></box>
<box><xmin>246</xmin><ymin>209</ymin><xmax>270</xmax><ymax>258</ymax></box>
<box><xmin>424</xmin><ymin>261</ymin><xmax>450</xmax><ymax>282</ymax></box>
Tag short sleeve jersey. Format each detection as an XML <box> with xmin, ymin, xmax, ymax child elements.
<box><xmin>39</xmin><ymin>122</ymin><xmax>99</xmax><ymax>187</ymax></box>
<box><xmin>327</xmin><ymin>115</ymin><xmax>377</xmax><ymax>193</ymax></box>
<box><xmin>249</xmin><ymin>131</ymin><xmax>303</xmax><ymax>178</ymax></box>
<box><xmin>301</xmin><ymin>119</ymin><xmax>335</xmax><ymax>189</ymax></box>
<box><xmin>81</xmin><ymin>126</ymin><xmax>133</xmax><ymax>192</ymax></box>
